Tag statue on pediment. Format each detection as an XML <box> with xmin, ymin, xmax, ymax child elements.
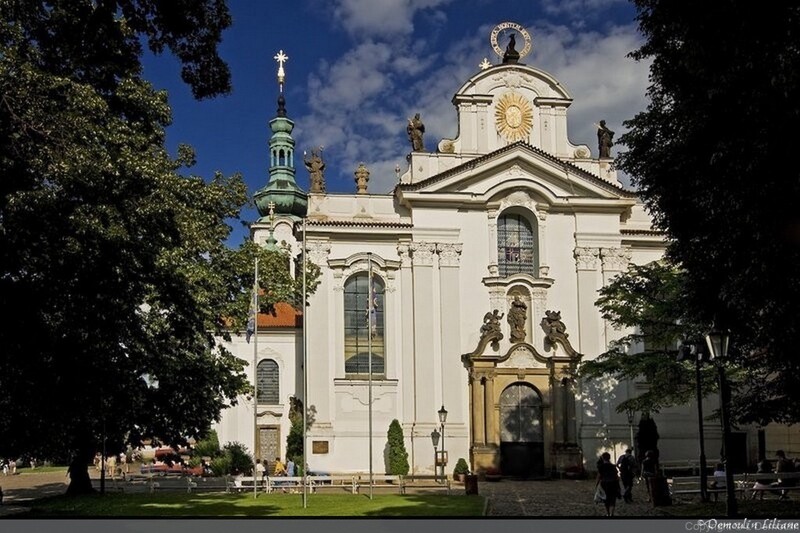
<box><xmin>304</xmin><ymin>147</ymin><xmax>326</xmax><ymax>193</ymax></box>
<box><xmin>407</xmin><ymin>113</ymin><xmax>425</xmax><ymax>152</ymax></box>
<box><xmin>541</xmin><ymin>310</ymin><xmax>568</xmax><ymax>343</ymax></box>
<box><xmin>481</xmin><ymin>309</ymin><xmax>504</xmax><ymax>340</ymax></box>
<box><xmin>507</xmin><ymin>296</ymin><xmax>527</xmax><ymax>343</ymax></box>
<box><xmin>597</xmin><ymin>120</ymin><xmax>615</xmax><ymax>158</ymax></box>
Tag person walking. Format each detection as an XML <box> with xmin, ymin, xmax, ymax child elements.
<box><xmin>596</xmin><ymin>452</ymin><xmax>621</xmax><ymax>516</ymax></box>
<box><xmin>617</xmin><ymin>448</ymin><xmax>638</xmax><ymax>503</ymax></box>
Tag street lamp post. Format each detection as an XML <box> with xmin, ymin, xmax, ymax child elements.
<box><xmin>431</xmin><ymin>429</ymin><xmax>440</xmax><ymax>483</ymax></box>
<box><xmin>679</xmin><ymin>342</ymin><xmax>710</xmax><ymax>502</ymax></box>
<box><xmin>706</xmin><ymin>327</ymin><xmax>737</xmax><ymax>518</ymax></box>
<box><xmin>437</xmin><ymin>405</ymin><xmax>448</xmax><ymax>483</ymax></box>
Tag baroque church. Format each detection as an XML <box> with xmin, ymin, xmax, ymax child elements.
<box><xmin>214</xmin><ymin>24</ymin><xmax>796</xmax><ymax>477</ymax></box>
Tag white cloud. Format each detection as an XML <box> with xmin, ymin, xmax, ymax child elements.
<box><xmin>331</xmin><ymin>0</ymin><xmax>454</xmax><ymax>38</ymax></box>
<box><xmin>295</xmin><ymin>10</ymin><xmax>651</xmax><ymax>193</ymax></box>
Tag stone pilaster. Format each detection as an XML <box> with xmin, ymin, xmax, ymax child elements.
<box><xmin>397</xmin><ymin>243</ymin><xmax>415</xmax><ymax>437</ymax></box>
<box><xmin>470</xmin><ymin>368</ymin><xmax>485</xmax><ymax>446</ymax></box>
<box><xmin>410</xmin><ymin>242</ymin><xmax>437</xmax><ymax>423</ymax></box>
<box><xmin>574</xmin><ymin>246</ymin><xmax>602</xmax><ymax>354</ymax></box>
<box><xmin>486</xmin><ymin>209</ymin><xmax>499</xmax><ymax>276</ymax></box>
<box><xmin>436</xmin><ymin>243</ymin><xmax>463</xmax><ymax>428</ymax></box>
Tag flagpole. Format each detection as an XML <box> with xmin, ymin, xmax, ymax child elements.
<box><xmin>302</xmin><ymin>218</ymin><xmax>308</xmax><ymax>508</ymax></box>
<box><xmin>367</xmin><ymin>252</ymin><xmax>373</xmax><ymax>500</ymax></box>
<box><xmin>253</xmin><ymin>256</ymin><xmax>258</xmax><ymax>499</ymax></box>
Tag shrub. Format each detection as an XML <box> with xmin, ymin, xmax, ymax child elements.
<box><xmin>386</xmin><ymin>419</ymin><xmax>409</xmax><ymax>476</ymax></box>
<box><xmin>194</xmin><ymin>430</ymin><xmax>221</xmax><ymax>458</ymax></box>
<box><xmin>453</xmin><ymin>458</ymin><xmax>470</xmax><ymax>476</ymax></box>
<box><xmin>223</xmin><ymin>442</ymin><xmax>253</xmax><ymax>475</ymax></box>
<box><xmin>209</xmin><ymin>455</ymin><xmax>231</xmax><ymax>476</ymax></box>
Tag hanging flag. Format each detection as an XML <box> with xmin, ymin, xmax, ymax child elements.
<box><xmin>245</xmin><ymin>298</ymin><xmax>256</xmax><ymax>344</ymax></box>
<box><xmin>246</xmin><ymin>258</ymin><xmax>259</xmax><ymax>344</ymax></box>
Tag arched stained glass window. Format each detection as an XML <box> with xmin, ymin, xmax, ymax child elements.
<box><xmin>344</xmin><ymin>272</ymin><xmax>385</xmax><ymax>377</ymax></box>
<box><xmin>257</xmin><ymin>359</ymin><xmax>279</xmax><ymax>404</ymax></box>
<box><xmin>497</xmin><ymin>213</ymin><xmax>537</xmax><ymax>276</ymax></box>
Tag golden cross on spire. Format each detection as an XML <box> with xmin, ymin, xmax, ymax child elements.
<box><xmin>274</xmin><ymin>50</ymin><xmax>288</xmax><ymax>90</ymax></box>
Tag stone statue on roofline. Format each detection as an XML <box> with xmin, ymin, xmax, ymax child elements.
<box><xmin>406</xmin><ymin>113</ymin><xmax>425</xmax><ymax>152</ymax></box>
<box><xmin>597</xmin><ymin>120</ymin><xmax>615</xmax><ymax>158</ymax></box>
<box><xmin>304</xmin><ymin>147</ymin><xmax>326</xmax><ymax>193</ymax></box>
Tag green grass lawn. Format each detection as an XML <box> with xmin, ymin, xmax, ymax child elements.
<box><xmin>28</xmin><ymin>492</ymin><xmax>486</xmax><ymax>517</ymax></box>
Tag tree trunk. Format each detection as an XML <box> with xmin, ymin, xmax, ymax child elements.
<box><xmin>66</xmin><ymin>450</ymin><xmax>95</xmax><ymax>496</ymax></box>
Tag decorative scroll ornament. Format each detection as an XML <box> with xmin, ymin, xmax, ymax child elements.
<box><xmin>495</xmin><ymin>92</ymin><xmax>533</xmax><ymax>142</ymax></box>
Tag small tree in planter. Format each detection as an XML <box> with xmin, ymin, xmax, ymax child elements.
<box><xmin>387</xmin><ymin>419</ymin><xmax>410</xmax><ymax>476</ymax></box>
<box><xmin>453</xmin><ymin>458</ymin><xmax>470</xmax><ymax>481</ymax></box>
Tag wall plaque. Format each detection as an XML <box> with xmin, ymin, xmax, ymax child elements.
<box><xmin>312</xmin><ymin>440</ymin><xmax>329</xmax><ymax>454</ymax></box>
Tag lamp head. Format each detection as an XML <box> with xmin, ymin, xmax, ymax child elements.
<box><xmin>705</xmin><ymin>326</ymin><xmax>730</xmax><ymax>361</ymax></box>
<box><xmin>431</xmin><ymin>428</ymin><xmax>440</xmax><ymax>448</ymax></box>
<box><xmin>438</xmin><ymin>405</ymin><xmax>448</xmax><ymax>425</ymax></box>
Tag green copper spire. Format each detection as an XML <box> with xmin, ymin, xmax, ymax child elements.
<box><xmin>254</xmin><ymin>50</ymin><xmax>308</xmax><ymax>220</ymax></box>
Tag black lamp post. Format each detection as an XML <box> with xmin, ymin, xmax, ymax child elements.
<box><xmin>680</xmin><ymin>342</ymin><xmax>710</xmax><ymax>502</ymax></box>
<box><xmin>431</xmin><ymin>429</ymin><xmax>440</xmax><ymax>483</ymax></box>
<box><xmin>705</xmin><ymin>327</ymin><xmax>737</xmax><ymax>518</ymax></box>
<box><xmin>438</xmin><ymin>405</ymin><xmax>448</xmax><ymax>482</ymax></box>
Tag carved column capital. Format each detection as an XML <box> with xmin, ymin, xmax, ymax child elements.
<box><xmin>600</xmin><ymin>247</ymin><xmax>631</xmax><ymax>272</ymax></box>
<box><xmin>574</xmin><ymin>247</ymin><xmax>600</xmax><ymax>271</ymax></box>
<box><xmin>410</xmin><ymin>241</ymin><xmax>436</xmax><ymax>266</ymax></box>
<box><xmin>436</xmin><ymin>243</ymin><xmax>463</xmax><ymax>267</ymax></box>
<box><xmin>306</xmin><ymin>241</ymin><xmax>331</xmax><ymax>267</ymax></box>
<box><xmin>397</xmin><ymin>243</ymin><xmax>412</xmax><ymax>268</ymax></box>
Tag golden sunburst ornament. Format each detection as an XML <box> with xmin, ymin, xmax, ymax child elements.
<box><xmin>495</xmin><ymin>92</ymin><xmax>533</xmax><ymax>142</ymax></box>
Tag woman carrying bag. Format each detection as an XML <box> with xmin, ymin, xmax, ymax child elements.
<box><xmin>596</xmin><ymin>452</ymin><xmax>621</xmax><ymax>516</ymax></box>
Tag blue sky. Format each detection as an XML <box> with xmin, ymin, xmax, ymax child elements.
<box><xmin>142</xmin><ymin>0</ymin><xmax>651</xmax><ymax>246</ymax></box>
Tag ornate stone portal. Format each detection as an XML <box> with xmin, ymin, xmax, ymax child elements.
<box><xmin>462</xmin><ymin>309</ymin><xmax>582</xmax><ymax>477</ymax></box>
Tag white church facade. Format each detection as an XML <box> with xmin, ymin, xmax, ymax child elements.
<box><xmin>214</xmin><ymin>26</ymin><xmax>796</xmax><ymax>477</ymax></box>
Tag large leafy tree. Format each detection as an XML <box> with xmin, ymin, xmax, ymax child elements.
<box><xmin>0</xmin><ymin>0</ymin><xmax>316</xmax><ymax>494</ymax></box>
<box><xmin>617</xmin><ymin>1</ymin><xmax>800</xmax><ymax>423</ymax></box>
<box><xmin>579</xmin><ymin>262</ymin><xmax>720</xmax><ymax>415</ymax></box>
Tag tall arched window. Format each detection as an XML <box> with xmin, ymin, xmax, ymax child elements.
<box><xmin>257</xmin><ymin>359</ymin><xmax>279</xmax><ymax>404</ymax></box>
<box><xmin>344</xmin><ymin>272</ymin><xmax>385</xmax><ymax>377</ymax></box>
<box><xmin>497</xmin><ymin>212</ymin><xmax>537</xmax><ymax>276</ymax></box>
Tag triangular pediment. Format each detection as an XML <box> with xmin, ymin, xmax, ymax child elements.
<box><xmin>397</xmin><ymin>142</ymin><xmax>636</xmax><ymax>209</ymax></box>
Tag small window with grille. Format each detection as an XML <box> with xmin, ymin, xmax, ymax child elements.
<box><xmin>257</xmin><ymin>359</ymin><xmax>279</xmax><ymax>404</ymax></box>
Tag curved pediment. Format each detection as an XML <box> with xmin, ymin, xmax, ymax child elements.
<box><xmin>396</xmin><ymin>143</ymin><xmax>637</xmax><ymax>211</ymax></box>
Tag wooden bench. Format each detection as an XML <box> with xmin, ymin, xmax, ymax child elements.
<box><xmin>228</xmin><ymin>476</ymin><xmax>266</xmax><ymax>493</ymax></box>
<box><xmin>403</xmin><ymin>474</ymin><xmax>452</xmax><ymax>494</ymax></box>
<box><xmin>306</xmin><ymin>475</ymin><xmax>358</xmax><ymax>494</ymax></box>
<box><xmin>660</xmin><ymin>459</ymin><xmax>704</xmax><ymax>476</ymax></box>
<box><xmin>743</xmin><ymin>472</ymin><xmax>800</xmax><ymax>500</ymax></box>
<box><xmin>354</xmin><ymin>474</ymin><xmax>404</xmax><ymax>494</ymax></box>
<box><xmin>669</xmin><ymin>471</ymin><xmax>800</xmax><ymax>501</ymax></box>
<box><xmin>190</xmin><ymin>476</ymin><xmax>232</xmax><ymax>493</ymax></box>
<box><xmin>265</xmin><ymin>476</ymin><xmax>304</xmax><ymax>493</ymax></box>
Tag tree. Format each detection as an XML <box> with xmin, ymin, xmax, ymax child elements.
<box><xmin>285</xmin><ymin>397</ymin><xmax>304</xmax><ymax>464</ymax></box>
<box><xmin>579</xmin><ymin>261</ymin><xmax>719</xmax><ymax>415</ymax></box>
<box><xmin>618</xmin><ymin>1</ymin><xmax>800</xmax><ymax>424</ymax></box>
<box><xmin>386</xmin><ymin>419</ymin><xmax>409</xmax><ymax>476</ymax></box>
<box><xmin>0</xmin><ymin>1</ymin><xmax>319</xmax><ymax>495</ymax></box>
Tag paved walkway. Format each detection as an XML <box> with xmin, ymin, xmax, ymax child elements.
<box><xmin>480</xmin><ymin>478</ymin><xmax>660</xmax><ymax>517</ymax></box>
<box><xmin>1</xmin><ymin>470</ymin><xmax>662</xmax><ymax>517</ymax></box>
